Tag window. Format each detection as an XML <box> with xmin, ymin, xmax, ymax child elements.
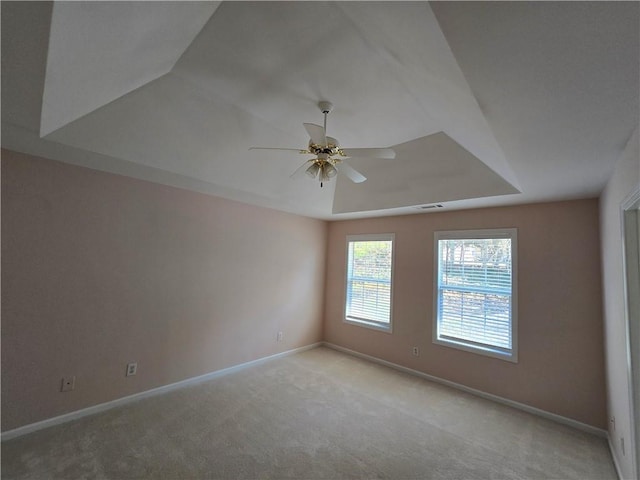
<box><xmin>345</xmin><ymin>234</ymin><xmax>394</xmax><ymax>332</ymax></box>
<box><xmin>433</xmin><ymin>229</ymin><xmax>517</xmax><ymax>362</ymax></box>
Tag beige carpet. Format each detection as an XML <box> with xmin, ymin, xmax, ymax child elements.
<box><xmin>1</xmin><ymin>346</ymin><xmax>616</xmax><ymax>479</ymax></box>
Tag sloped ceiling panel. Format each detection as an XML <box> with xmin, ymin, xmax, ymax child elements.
<box><xmin>1</xmin><ymin>1</ymin><xmax>52</xmax><ymax>132</ymax></box>
<box><xmin>431</xmin><ymin>1</ymin><xmax>640</xmax><ymax>199</ymax></box>
<box><xmin>332</xmin><ymin>133</ymin><xmax>518</xmax><ymax>214</ymax></box>
<box><xmin>40</xmin><ymin>1</ymin><xmax>219</xmax><ymax>137</ymax></box>
<box><xmin>43</xmin><ymin>71</ymin><xmax>338</xmax><ymax>213</ymax></box>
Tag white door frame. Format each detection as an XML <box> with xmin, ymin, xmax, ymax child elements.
<box><xmin>621</xmin><ymin>185</ymin><xmax>640</xmax><ymax>478</ymax></box>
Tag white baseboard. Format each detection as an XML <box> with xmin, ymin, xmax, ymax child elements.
<box><xmin>323</xmin><ymin>342</ymin><xmax>607</xmax><ymax>438</ymax></box>
<box><xmin>608</xmin><ymin>435</ymin><xmax>624</xmax><ymax>480</ymax></box>
<box><xmin>1</xmin><ymin>342</ymin><xmax>322</xmax><ymax>441</ymax></box>
<box><xmin>3</xmin><ymin>341</ymin><xmax>609</xmax><ymax>443</ymax></box>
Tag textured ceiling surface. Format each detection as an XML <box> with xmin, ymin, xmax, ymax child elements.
<box><xmin>2</xmin><ymin>1</ymin><xmax>638</xmax><ymax>219</ymax></box>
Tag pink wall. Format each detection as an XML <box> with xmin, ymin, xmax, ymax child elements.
<box><xmin>1</xmin><ymin>148</ymin><xmax>608</xmax><ymax>434</ymax></box>
<box><xmin>324</xmin><ymin>200</ymin><xmax>607</xmax><ymax>428</ymax></box>
<box><xmin>1</xmin><ymin>149</ymin><xmax>327</xmax><ymax>431</ymax></box>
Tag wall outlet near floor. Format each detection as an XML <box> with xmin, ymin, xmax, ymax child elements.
<box><xmin>61</xmin><ymin>376</ymin><xmax>75</xmax><ymax>392</ymax></box>
<box><xmin>277</xmin><ymin>331</ymin><xmax>283</xmax><ymax>342</ymax></box>
<box><xmin>126</xmin><ymin>362</ymin><xmax>138</xmax><ymax>377</ymax></box>
<box><xmin>412</xmin><ymin>346</ymin><xmax>419</xmax><ymax>356</ymax></box>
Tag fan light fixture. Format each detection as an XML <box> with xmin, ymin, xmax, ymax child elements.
<box><xmin>306</xmin><ymin>159</ymin><xmax>337</xmax><ymax>187</ymax></box>
<box><xmin>249</xmin><ymin>101</ymin><xmax>396</xmax><ymax>187</ymax></box>
<box><xmin>305</xmin><ymin>162</ymin><xmax>320</xmax><ymax>179</ymax></box>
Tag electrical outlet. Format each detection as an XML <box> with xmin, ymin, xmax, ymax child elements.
<box><xmin>277</xmin><ymin>331</ymin><xmax>283</xmax><ymax>342</ymax></box>
<box><xmin>61</xmin><ymin>376</ymin><xmax>75</xmax><ymax>392</ymax></box>
<box><xmin>126</xmin><ymin>362</ymin><xmax>137</xmax><ymax>376</ymax></box>
<box><xmin>412</xmin><ymin>346</ymin><xmax>419</xmax><ymax>356</ymax></box>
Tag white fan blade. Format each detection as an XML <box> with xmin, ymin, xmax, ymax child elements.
<box><xmin>290</xmin><ymin>160</ymin><xmax>314</xmax><ymax>179</ymax></box>
<box><xmin>303</xmin><ymin>123</ymin><xmax>326</xmax><ymax>145</ymax></box>
<box><xmin>340</xmin><ymin>147</ymin><xmax>395</xmax><ymax>159</ymax></box>
<box><xmin>337</xmin><ymin>162</ymin><xmax>367</xmax><ymax>183</ymax></box>
<box><xmin>249</xmin><ymin>147</ymin><xmax>308</xmax><ymax>153</ymax></box>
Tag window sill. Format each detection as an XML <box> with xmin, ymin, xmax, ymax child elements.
<box><xmin>344</xmin><ymin>317</ymin><xmax>392</xmax><ymax>333</ymax></box>
<box><xmin>433</xmin><ymin>337</ymin><xmax>517</xmax><ymax>363</ymax></box>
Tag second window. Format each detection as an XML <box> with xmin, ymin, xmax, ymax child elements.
<box><xmin>345</xmin><ymin>234</ymin><xmax>395</xmax><ymax>332</ymax></box>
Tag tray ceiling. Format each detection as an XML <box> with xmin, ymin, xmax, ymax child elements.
<box><xmin>2</xmin><ymin>1</ymin><xmax>638</xmax><ymax>219</ymax></box>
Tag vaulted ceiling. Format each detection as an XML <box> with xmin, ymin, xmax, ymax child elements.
<box><xmin>2</xmin><ymin>1</ymin><xmax>638</xmax><ymax>219</ymax></box>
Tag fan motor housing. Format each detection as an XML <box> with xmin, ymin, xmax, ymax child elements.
<box><xmin>309</xmin><ymin>136</ymin><xmax>340</xmax><ymax>156</ymax></box>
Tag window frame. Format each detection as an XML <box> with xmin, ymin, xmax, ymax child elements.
<box><xmin>344</xmin><ymin>233</ymin><xmax>395</xmax><ymax>333</ymax></box>
<box><xmin>432</xmin><ymin>228</ymin><xmax>518</xmax><ymax>363</ymax></box>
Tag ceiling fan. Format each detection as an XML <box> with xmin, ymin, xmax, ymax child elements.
<box><xmin>250</xmin><ymin>102</ymin><xmax>396</xmax><ymax>187</ymax></box>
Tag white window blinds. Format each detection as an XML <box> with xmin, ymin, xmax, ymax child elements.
<box><xmin>435</xmin><ymin>230</ymin><xmax>517</xmax><ymax>361</ymax></box>
<box><xmin>345</xmin><ymin>235</ymin><xmax>394</xmax><ymax>329</ymax></box>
